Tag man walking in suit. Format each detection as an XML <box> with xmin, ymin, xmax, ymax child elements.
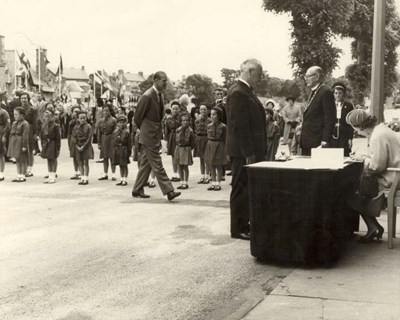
<box><xmin>131</xmin><ymin>71</ymin><xmax>181</xmax><ymax>201</ymax></box>
<box><xmin>300</xmin><ymin>66</ymin><xmax>336</xmax><ymax>156</ymax></box>
<box><xmin>329</xmin><ymin>82</ymin><xmax>354</xmax><ymax>156</ymax></box>
<box><xmin>226</xmin><ymin>58</ymin><xmax>267</xmax><ymax>240</ymax></box>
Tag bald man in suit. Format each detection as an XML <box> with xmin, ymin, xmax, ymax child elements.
<box><xmin>300</xmin><ymin>66</ymin><xmax>336</xmax><ymax>156</ymax></box>
<box><xmin>132</xmin><ymin>71</ymin><xmax>181</xmax><ymax>201</ymax></box>
<box><xmin>226</xmin><ymin>58</ymin><xmax>267</xmax><ymax>240</ymax></box>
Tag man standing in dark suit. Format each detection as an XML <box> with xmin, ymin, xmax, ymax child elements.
<box><xmin>300</xmin><ymin>66</ymin><xmax>336</xmax><ymax>156</ymax></box>
<box><xmin>329</xmin><ymin>82</ymin><xmax>354</xmax><ymax>156</ymax></box>
<box><xmin>131</xmin><ymin>71</ymin><xmax>181</xmax><ymax>201</ymax></box>
<box><xmin>226</xmin><ymin>58</ymin><xmax>267</xmax><ymax>240</ymax></box>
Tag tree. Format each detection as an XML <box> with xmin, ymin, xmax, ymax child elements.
<box><xmin>263</xmin><ymin>0</ymin><xmax>354</xmax><ymax>77</ymax></box>
<box><xmin>185</xmin><ymin>74</ymin><xmax>215</xmax><ymax>104</ymax></box>
<box><xmin>342</xmin><ymin>0</ymin><xmax>400</xmax><ymax>104</ymax></box>
<box><xmin>139</xmin><ymin>74</ymin><xmax>154</xmax><ymax>93</ymax></box>
<box><xmin>263</xmin><ymin>0</ymin><xmax>400</xmax><ymax>105</ymax></box>
<box><xmin>220</xmin><ymin>68</ymin><xmax>240</xmax><ymax>89</ymax></box>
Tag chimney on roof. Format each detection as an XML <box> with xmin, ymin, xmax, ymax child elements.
<box><xmin>138</xmin><ymin>71</ymin><xmax>143</xmax><ymax>77</ymax></box>
<box><xmin>81</xmin><ymin>66</ymin><xmax>85</xmax><ymax>70</ymax></box>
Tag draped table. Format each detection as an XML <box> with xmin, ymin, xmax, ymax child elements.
<box><xmin>247</xmin><ymin>158</ymin><xmax>363</xmax><ymax>266</ymax></box>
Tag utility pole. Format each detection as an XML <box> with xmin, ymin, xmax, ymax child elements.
<box><xmin>370</xmin><ymin>0</ymin><xmax>386</xmax><ymax>123</ymax></box>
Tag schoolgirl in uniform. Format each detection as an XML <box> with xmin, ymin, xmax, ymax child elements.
<box><xmin>68</xmin><ymin>106</ymin><xmax>81</xmax><ymax>180</ymax></box>
<box><xmin>97</xmin><ymin>105</ymin><xmax>117</xmax><ymax>180</ymax></box>
<box><xmin>112</xmin><ymin>115</ymin><xmax>132</xmax><ymax>186</ymax></box>
<box><xmin>165</xmin><ymin>101</ymin><xmax>180</xmax><ymax>181</ymax></box>
<box><xmin>8</xmin><ymin>107</ymin><xmax>29</xmax><ymax>182</ymax></box>
<box><xmin>40</xmin><ymin>109</ymin><xmax>61</xmax><ymax>183</ymax></box>
<box><xmin>0</xmin><ymin>102</ymin><xmax>10</xmax><ymax>181</ymax></box>
<box><xmin>193</xmin><ymin>104</ymin><xmax>211</xmax><ymax>184</ymax></box>
<box><xmin>204</xmin><ymin>107</ymin><xmax>227</xmax><ymax>191</ymax></box>
<box><xmin>73</xmin><ymin>111</ymin><xmax>94</xmax><ymax>185</ymax></box>
<box><xmin>175</xmin><ymin>113</ymin><xmax>195</xmax><ymax>189</ymax></box>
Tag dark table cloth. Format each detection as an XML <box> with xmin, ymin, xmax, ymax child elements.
<box><xmin>248</xmin><ymin>160</ymin><xmax>362</xmax><ymax>266</ymax></box>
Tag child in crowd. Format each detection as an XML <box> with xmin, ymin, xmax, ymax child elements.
<box><xmin>193</xmin><ymin>104</ymin><xmax>212</xmax><ymax>184</ymax></box>
<box><xmin>8</xmin><ymin>107</ymin><xmax>29</xmax><ymax>182</ymax></box>
<box><xmin>175</xmin><ymin>113</ymin><xmax>195</xmax><ymax>189</ymax></box>
<box><xmin>97</xmin><ymin>105</ymin><xmax>117</xmax><ymax>181</ymax></box>
<box><xmin>0</xmin><ymin>101</ymin><xmax>10</xmax><ymax>181</ymax></box>
<box><xmin>73</xmin><ymin>111</ymin><xmax>94</xmax><ymax>185</ymax></box>
<box><xmin>68</xmin><ymin>106</ymin><xmax>81</xmax><ymax>180</ymax></box>
<box><xmin>112</xmin><ymin>115</ymin><xmax>132</xmax><ymax>186</ymax></box>
<box><xmin>40</xmin><ymin>109</ymin><xmax>61</xmax><ymax>183</ymax></box>
<box><xmin>265</xmin><ymin>107</ymin><xmax>281</xmax><ymax>161</ymax></box>
<box><xmin>205</xmin><ymin>107</ymin><xmax>227</xmax><ymax>191</ymax></box>
<box><xmin>165</xmin><ymin>101</ymin><xmax>181</xmax><ymax>181</ymax></box>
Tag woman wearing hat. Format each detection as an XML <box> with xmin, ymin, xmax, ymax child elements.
<box><xmin>346</xmin><ymin>109</ymin><xmax>400</xmax><ymax>242</ymax></box>
<box><xmin>281</xmin><ymin>97</ymin><xmax>302</xmax><ymax>155</ymax></box>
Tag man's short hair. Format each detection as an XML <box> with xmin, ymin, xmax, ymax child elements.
<box><xmin>153</xmin><ymin>71</ymin><xmax>166</xmax><ymax>81</ymax></box>
<box><xmin>240</xmin><ymin>58</ymin><xmax>262</xmax><ymax>73</ymax></box>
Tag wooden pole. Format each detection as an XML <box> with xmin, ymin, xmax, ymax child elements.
<box><xmin>370</xmin><ymin>0</ymin><xmax>386</xmax><ymax>123</ymax></box>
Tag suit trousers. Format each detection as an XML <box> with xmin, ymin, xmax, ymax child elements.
<box><xmin>133</xmin><ymin>143</ymin><xmax>174</xmax><ymax>195</ymax></box>
<box><xmin>230</xmin><ymin>156</ymin><xmax>250</xmax><ymax>234</ymax></box>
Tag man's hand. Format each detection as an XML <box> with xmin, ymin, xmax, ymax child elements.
<box><xmin>321</xmin><ymin>141</ymin><xmax>328</xmax><ymax>148</ymax></box>
<box><xmin>22</xmin><ymin>147</ymin><xmax>27</xmax><ymax>152</ymax></box>
<box><xmin>246</xmin><ymin>155</ymin><xmax>256</xmax><ymax>165</ymax></box>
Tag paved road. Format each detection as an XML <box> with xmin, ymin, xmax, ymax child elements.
<box><xmin>0</xmin><ymin>140</ymin><xmax>292</xmax><ymax>320</ymax></box>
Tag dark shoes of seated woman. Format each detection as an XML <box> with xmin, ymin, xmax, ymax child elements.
<box><xmin>358</xmin><ymin>225</ymin><xmax>384</xmax><ymax>243</ymax></box>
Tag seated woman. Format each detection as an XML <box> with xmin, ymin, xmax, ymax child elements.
<box><xmin>346</xmin><ymin>109</ymin><xmax>400</xmax><ymax>242</ymax></box>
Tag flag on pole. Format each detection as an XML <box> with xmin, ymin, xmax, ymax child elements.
<box><xmin>94</xmin><ymin>71</ymin><xmax>103</xmax><ymax>84</ymax></box>
<box><xmin>55</xmin><ymin>55</ymin><xmax>64</xmax><ymax>76</ymax></box>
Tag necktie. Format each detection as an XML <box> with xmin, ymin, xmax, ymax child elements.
<box><xmin>158</xmin><ymin>93</ymin><xmax>163</xmax><ymax>117</ymax></box>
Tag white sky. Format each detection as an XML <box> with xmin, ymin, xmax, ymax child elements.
<box><xmin>0</xmin><ymin>0</ymin><xmax>398</xmax><ymax>83</ymax></box>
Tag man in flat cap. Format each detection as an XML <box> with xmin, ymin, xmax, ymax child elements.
<box><xmin>329</xmin><ymin>82</ymin><xmax>354</xmax><ymax>156</ymax></box>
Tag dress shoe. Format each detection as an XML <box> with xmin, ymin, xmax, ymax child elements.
<box><xmin>167</xmin><ymin>190</ymin><xmax>181</xmax><ymax>201</ymax></box>
<box><xmin>98</xmin><ymin>176</ymin><xmax>108</xmax><ymax>180</ymax></box>
<box><xmin>78</xmin><ymin>180</ymin><xmax>89</xmax><ymax>185</ymax></box>
<box><xmin>358</xmin><ymin>229</ymin><xmax>381</xmax><ymax>243</ymax></box>
<box><xmin>121</xmin><ymin>181</ymin><xmax>128</xmax><ymax>186</ymax></box>
<box><xmin>148</xmin><ymin>181</ymin><xmax>156</xmax><ymax>188</ymax></box>
<box><xmin>132</xmin><ymin>190</ymin><xmax>150</xmax><ymax>198</ymax></box>
<box><xmin>171</xmin><ymin>177</ymin><xmax>180</xmax><ymax>182</ymax></box>
<box><xmin>25</xmin><ymin>172</ymin><xmax>33</xmax><ymax>177</ymax></box>
<box><xmin>231</xmin><ymin>232</ymin><xmax>251</xmax><ymax>240</ymax></box>
<box><xmin>226</xmin><ymin>171</ymin><xmax>232</xmax><ymax>176</ymax></box>
<box><xmin>197</xmin><ymin>178</ymin><xmax>205</xmax><ymax>184</ymax></box>
<box><xmin>70</xmin><ymin>174</ymin><xmax>81</xmax><ymax>180</ymax></box>
<box><xmin>0</xmin><ymin>177</ymin><xmax>4</xmax><ymax>181</ymax></box>
<box><xmin>214</xmin><ymin>185</ymin><xmax>221</xmax><ymax>191</ymax></box>
<box><xmin>116</xmin><ymin>181</ymin><xmax>123</xmax><ymax>186</ymax></box>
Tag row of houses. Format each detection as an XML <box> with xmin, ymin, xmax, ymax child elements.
<box><xmin>0</xmin><ymin>35</ymin><xmax>146</xmax><ymax>105</ymax></box>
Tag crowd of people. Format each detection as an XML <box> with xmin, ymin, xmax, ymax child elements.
<box><xmin>0</xmin><ymin>58</ymin><xmax>398</xmax><ymax>243</ymax></box>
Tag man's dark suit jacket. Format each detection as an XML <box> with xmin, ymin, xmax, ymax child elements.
<box><xmin>226</xmin><ymin>81</ymin><xmax>266</xmax><ymax>161</ymax></box>
<box><xmin>134</xmin><ymin>87</ymin><xmax>164</xmax><ymax>147</ymax></box>
<box><xmin>300</xmin><ymin>84</ymin><xmax>336</xmax><ymax>150</ymax></box>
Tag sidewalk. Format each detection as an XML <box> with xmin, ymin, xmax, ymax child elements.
<box><xmin>241</xmin><ymin>212</ymin><xmax>400</xmax><ymax>320</ymax></box>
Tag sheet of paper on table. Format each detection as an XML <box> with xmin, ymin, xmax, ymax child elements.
<box><xmin>248</xmin><ymin>148</ymin><xmax>347</xmax><ymax>170</ymax></box>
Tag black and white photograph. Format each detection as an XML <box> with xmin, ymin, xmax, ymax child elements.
<box><xmin>1</xmin><ymin>0</ymin><xmax>400</xmax><ymax>319</ymax></box>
